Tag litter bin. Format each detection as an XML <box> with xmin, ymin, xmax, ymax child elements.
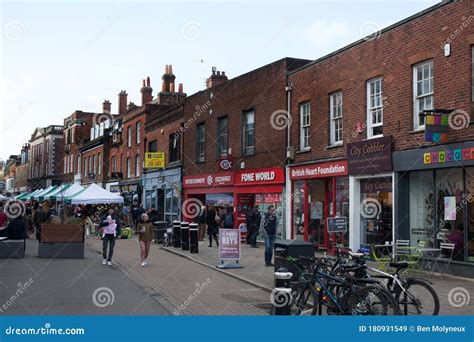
<box><xmin>172</xmin><ymin>221</ymin><xmax>181</xmax><ymax>248</ymax></box>
<box><xmin>189</xmin><ymin>223</ymin><xmax>198</xmax><ymax>254</ymax></box>
<box><xmin>274</xmin><ymin>240</ymin><xmax>314</xmax><ymax>286</ymax></box>
<box><xmin>181</xmin><ymin>221</ymin><xmax>190</xmax><ymax>251</ymax></box>
<box><xmin>153</xmin><ymin>221</ymin><xmax>168</xmax><ymax>244</ymax></box>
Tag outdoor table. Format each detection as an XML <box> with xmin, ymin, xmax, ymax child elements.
<box><xmin>418</xmin><ymin>248</ymin><xmax>442</xmax><ymax>275</ymax></box>
<box><xmin>373</xmin><ymin>244</ymin><xmax>394</xmax><ymax>257</ymax></box>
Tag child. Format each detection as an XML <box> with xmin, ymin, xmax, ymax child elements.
<box><xmin>101</xmin><ymin>215</ymin><xmax>117</xmax><ymax>266</ymax></box>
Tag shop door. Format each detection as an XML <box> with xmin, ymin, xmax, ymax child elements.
<box><xmin>306</xmin><ymin>179</ymin><xmax>330</xmax><ymax>250</ymax></box>
<box><xmin>157</xmin><ymin>189</ymin><xmax>165</xmax><ymax>221</ymax></box>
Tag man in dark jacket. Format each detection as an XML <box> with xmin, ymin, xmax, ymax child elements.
<box><xmin>1</xmin><ymin>216</ymin><xmax>28</xmax><ymax>240</ymax></box>
<box><xmin>147</xmin><ymin>207</ymin><xmax>160</xmax><ymax>224</ymax></box>
<box><xmin>100</xmin><ymin>207</ymin><xmax>122</xmax><ymax>237</ymax></box>
<box><xmin>246</xmin><ymin>205</ymin><xmax>261</xmax><ymax>248</ymax></box>
<box><xmin>260</xmin><ymin>205</ymin><xmax>278</xmax><ymax>266</ymax></box>
<box><xmin>205</xmin><ymin>205</ymin><xmax>219</xmax><ymax>247</ymax></box>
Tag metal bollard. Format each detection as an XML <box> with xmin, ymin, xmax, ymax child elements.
<box><xmin>172</xmin><ymin>220</ymin><xmax>181</xmax><ymax>248</ymax></box>
<box><xmin>189</xmin><ymin>223</ymin><xmax>199</xmax><ymax>254</ymax></box>
<box><xmin>272</xmin><ymin>270</ymin><xmax>293</xmax><ymax>315</ymax></box>
<box><xmin>180</xmin><ymin>221</ymin><xmax>189</xmax><ymax>251</ymax></box>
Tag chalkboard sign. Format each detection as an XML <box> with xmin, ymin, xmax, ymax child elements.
<box><xmin>326</xmin><ymin>217</ymin><xmax>348</xmax><ymax>233</ymax></box>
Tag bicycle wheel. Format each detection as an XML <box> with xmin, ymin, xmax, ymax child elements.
<box><xmin>290</xmin><ymin>284</ymin><xmax>319</xmax><ymax>316</ymax></box>
<box><xmin>395</xmin><ymin>278</ymin><xmax>440</xmax><ymax>315</ymax></box>
<box><xmin>348</xmin><ymin>285</ymin><xmax>400</xmax><ymax>315</ymax></box>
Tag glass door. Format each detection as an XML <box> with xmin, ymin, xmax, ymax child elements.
<box><xmin>307</xmin><ymin>179</ymin><xmax>328</xmax><ymax>249</ymax></box>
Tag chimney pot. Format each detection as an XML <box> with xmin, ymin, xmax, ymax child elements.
<box><xmin>222</xmin><ymin>71</ymin><xmax>226</xmax><ymax>77</ymax></box>
<box><xmin>165</xmin><ymin>65</ymin><xmax>169</xmax><ymax>74</ymax></box>
<box><xmin>169</xmin><ymin>65</ymin><xmax>173</xmax><ymax>74</ymax></box>
<box><xmin>170</xmin><ymin>83</ymin><xmax>175</xmax><ymax>93</ymax></box>
<box><xmin>146</xmin><ymin>76</ymin><xmax>150</xmax><ymax>87</ymax></box>
<box><xmin>217</xmin><ymin>71</ymin><xmax>221</xmax><ymax>76</ymax></box>
<box><xmin>142</xmin><ymin>79</ymin><xmax>146</xmax><ymax>87</ymax></box>
<box><xmin>178</xmin><ymin>83</ymin><xmax>183</xmax><ymax>93</ymax></box>
<box><xmin>102</xmin><ymin>100</ymin><xmax>111</xmax><ymax>114</ymax></box>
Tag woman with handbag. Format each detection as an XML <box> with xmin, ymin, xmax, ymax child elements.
<box><xmin>205</xmin><ymin>205</ymin><xmax>219</xmax><ymax>247</ymax></box>
<box><xmin>138</xmin><ymin>213</ymin><xmax>154</xmax><ymax>267</ymax></box>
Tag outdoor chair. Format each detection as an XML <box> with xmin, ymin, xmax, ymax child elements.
<box><xmin>371</xmin><ymin>245</ymin><xmax>391</xmax><ymax>272</ymax></box>
<box><xmin>432</xmin><ymin>242</ymin><xmax>455</xmax><ymax>277</ymax></box>
<box><xmin>406</xmin><ymin>240</ymin><xmax>426</xmax><ymax>273</ymax></box>
<box><xmin>394</xmin><ymin>240</ymin><xmax>413</xmax><ymax>261</ymax></box>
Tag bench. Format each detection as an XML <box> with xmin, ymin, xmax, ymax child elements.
<box><xmin>38</xmin><ymin>224</ymin><xmax>84</xmax><ymax>259</ymax></box>
<box><xmin>0</xmin><ymin>239</ymin><xmax>26</xmax><ymax>258</ymax></box>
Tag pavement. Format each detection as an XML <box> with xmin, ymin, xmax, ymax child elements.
<box><xmin>159</xmin><ymin>238</ymin><xmax>474</xmax><ymax>315</ymax></box>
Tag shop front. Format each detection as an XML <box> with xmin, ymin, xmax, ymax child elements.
<box><xmin>289</xmin><ymin>160</ymin><xmax>349</xmax><ymax>252</ymax></box>
<box><xmin>347</xmin><ymin>136</ymin><xmax>394</xmax><ymax>253</ymax></box>
<box><xmin>393</xmin><ymin>141</ymin><xmax>474</xmax><ymax>273</ymax></box>
<box><xmin>142</xmin><ymin>166</ymin><xmax>181</xmax><ymax>222</ymax></box>
<box><xmin>182</xmin><ymin>167</ymin><xmax>286</xmax><ymax>240</ymax></box>
<box><xmin>118</xmin><ymin>179</ymin><xmax>142</xmax><ymax>207</ymax></box>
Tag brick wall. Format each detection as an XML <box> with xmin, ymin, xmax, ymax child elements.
<box><xmin>288</xmin><ymin>0</ymin><xmax>474</xmax><ymax>164</ymax></box>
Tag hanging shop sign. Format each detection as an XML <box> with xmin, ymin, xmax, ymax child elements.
<box><xmin>144</xmin><ymin>152</ymin><xmax>165</xmax><ymax>169</ymax></box>
<box><xmin>235</xmin><ymin>167</ymin><xmax>285</xmax><ymax>186</ymax></box>
<box><xmin>347</xmin><ymin>136</ymin><xmax>392</xmax><ymax>175</ymax></box>
<box><xmin>289</xmin><ymin>160</ymin><xmax>348</xmax><ymax>180</ymax></box>
<box><xmin>183</xmin><ymin>172</ymin><xmax>234</xmax><ymax>188</ymax></box>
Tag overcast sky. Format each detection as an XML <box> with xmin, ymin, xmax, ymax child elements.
<box><xmin>0</xmin><ymin>0</ymin><xmax>439</xmax><ymax>161</ymax></box>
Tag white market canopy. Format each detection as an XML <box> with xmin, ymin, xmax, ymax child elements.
<box><xmin>24</xmin><ymin>189</ymin><xmax>43</xmax><ymax>201</ymax></box>
<box><xmin>69</xmin><ymin>183</ymin><xmax>124</xmax><ymax>205</ymax></box>
<box><xmin>43</xmin><ymin>184</ymin><xmax>71</xmax><ymax>200</ymax></box>
<box><xmin>32</xmin><ymin>185</ymin><xmax>57</xmax><ymax>200</ymax></box>
<box><xmin>54</xmin><ymin>183</ymin><xmax>85</xmax><ymax>201</ymax></box>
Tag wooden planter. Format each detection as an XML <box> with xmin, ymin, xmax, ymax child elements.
<box><xmin>39</xmin><ymin>224</ymin><xmax>84</xmax><ymax>259</ymax></box>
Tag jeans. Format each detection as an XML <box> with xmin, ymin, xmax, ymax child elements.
<box><xmin>264</xmin><ymin>233</ymin><xmax>276</xmax><ymax>265</ymax></box>
<box><xmin>102</xmin><ymin>234</ymin><xmax>116</xmax><ymax>261</ymax></box>
<box><xmin>248</xmin><ymin>225</ymin><xmax>258</xmax><ymax>246</ymax></box>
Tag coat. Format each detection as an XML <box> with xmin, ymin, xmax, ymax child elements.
<box><xmin>138</xmin><ymin>221</ymin><xmax>154</xmax><ymax>242</ymax></box>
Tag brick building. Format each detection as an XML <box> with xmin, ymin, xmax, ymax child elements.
<box><xmin>28</xmin><ymin>125</ymin><xmax>64</xmax><ymax>190</ymax></box>
<box><xmin>181</xmin><ymin>58</ymin><xmax>310</xmax><ymax>239</ymax></box>
<box><xmin>13</xmin><ymin>144</ymin><xmax>30</xmax><ymax>194</ymax></box>
<box><xmin>286</xmin><ymin>0</ymin><xmax>473</xmax><ymax>272</ymax></box>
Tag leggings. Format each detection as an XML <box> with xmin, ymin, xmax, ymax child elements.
<box><xmin>140</xmin><ymin>240</ymin><xmax>152</xmax><ymax>261</ymax></box>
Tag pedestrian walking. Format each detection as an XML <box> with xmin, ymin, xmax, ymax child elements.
<box><xmin>100</xmin><ymin>215</ymin><xmax>118</xmax><ymax>266</ymax></box>
<box><xmin>138</xmin><ymin>213</ymin><xmax>154</xmax><ymax>267</ymax></box>
<box><xmin>222</xmin><ymin>206</ymin><xmax>234</xmax><ymax>228</ymax></box>
<box><xmin>33</xmin><ymin>202</ymin><xmax>51</xmax><ymax>241</ymax></box>
<box><xmin>205</xmin><ymin>205</ymin><xmax>219</xmax><ymax>247</ymax></box>
<box><xmin>260</xmin><ymin>205</ymin><xmax>278</xmax><ymax>266</ymax></box>
<box><xmin>246</xmin><ymin>205</ymin><xmax>261</xmax><ymax>248</ymax></box>
<box><xmin>197</xmin><ymin>205</ymin><xmax>207</xmax><ymax>241</ymax></box>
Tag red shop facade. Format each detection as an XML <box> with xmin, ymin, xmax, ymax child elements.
<box><xmin>183</xmin><ymin>167</ymin><xmax>286</xmax><ymax>240</ymax></box>
<box><xmin>289</xmin><ymin>160</ymin><xmax>349</xmax><ymax>253</ymax></box>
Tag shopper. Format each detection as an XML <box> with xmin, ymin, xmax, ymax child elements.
<box><xmin>221</xmin><ymin>206</ymin><xmax>234</xmax><ymax>228</ymax></box>
<box><xmin>197</xmin><ymin>205</ymin><xmax>207</xmax><ymax>241</ymax></box>
<box><xmin>100</xmin><ymin>215</ymin><xmax>118</xmax><ymax>266</ymax></box>
<box><xmin>0</xmin><ymin>215</ymin><xmax>28</xmax><ymax>240</ymax></box>
<box><xmin>246</xmin><ymin>205</ymin><xmax>261</xmax><ymax>248</ymax></box>
<box><xmin>260</xmin><ymin>205</ymin><xmax>278</xmax><ymax>266</ymax></box>
<box><xmin>205</xmin><ymin>205</ymin><xmax>219</xmax><ymax>247</ymax></box>
<box><xmin>132</xmin><ymin>204</ymin><xmax>146</xmax><ymax>233</ymax></box>
<box><xmin>138</xmin><ymin>213</ymin><xmax>154</xmax><ymax>267</ymax></box>
<box><xmin>33</xmin><ymin>202</ymin><xmax>51</xmax><ymax>241</ymax></box>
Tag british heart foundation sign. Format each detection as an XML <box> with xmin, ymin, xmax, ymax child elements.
<box><xmin>218</xmin><ymin>229</ymin><xmax>241</xmax><ymax>261</ymax></box>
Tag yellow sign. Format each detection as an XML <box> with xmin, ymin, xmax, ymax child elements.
<box><xmin>144</xmin><ymin>152</ymin><xmax>165</xmax><ymax>168</ymax></box>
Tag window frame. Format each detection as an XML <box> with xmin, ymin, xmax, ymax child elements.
<box><xmin>241</xmin><ymin>109</ymin><xmax>255</xmax><ymax>156</ymax></box>
<box><xmin>135</xmin><ymin>154</ymin><xmax>141</xmax><ymax>177</ymax></box>
<box><xmin>299</xmin><ymin>102</ymin><xmax>311</xmax><ymax>150</ymax></box>
<box><xmin>329</xmin><ymin>93</ymin><xmax>343</xmax><ymax>145</ymax></box>
<box><xmin>169</xmin><ymin>134</ymin><xmax>181</xmax><ymax>163</ymax></box>
<box><xmin>111</xmin><ymin>156</ymin><xmax>117</xmax><ymax>173</ymax></box>
<box><xmin>366</xmin><ymin>77</ymin><xmax>384</xmax><ymax>139</ymax></box>
<box><xmin>126</xmin><ymin>157</ymin><xmax>131</xmax><ymax>178</ymax></box>
<box><xmin>127</xmin><ymin>126</ymin><xmax>132</xmax><ymax>148</ymax></box>
<box><xmin>136</xmin><ymin>122</ymin><xmax>141</xmax><ymax>145</ymax></box>
<box><xmin>196</xmin><ymin>123</ymin><xmax>206</xmax><ymax>163</ymax></box>
<box><xmin>413</xmin><ymin>60</ymin><xmax>434</xmax><ymax>131</ymax></box>
<box><xmin>217</xmin><ymin>116</ymin><xmax>229</xmax><ymax>158</ymax></box>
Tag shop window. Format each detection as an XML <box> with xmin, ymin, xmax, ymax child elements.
<box><xmin>299</xmin><ymin>102</ymin><xmax>310</xmax><ymax>150</ymax></box>
<box><xmin>217</xmin><ymin>116</ymin><xmax>229</xmax><ymax>157</ymax></box>
<box><xmin>436</xmin><ymin>168</ymin><xmax>465</xmax><ymax>261</ymax></box>
<box><xmin>242</xmin><ymin>110</ymin><xmax>255</xmax><ymax>156</ymax></box>
<box><xmin>413</xmin><ymin>60</ymin><xmax>434</xmax><ymax>130</ymax></box>
<box><xmin>196</xmin><ymin>123</ymin><xmax>205</xmax><ymax>162</ymax></box>
<box><xmin>293</xmin><ymin>181</ymin><xmax>305</xmax><ymax>240</ymax></box>
<box><xmin>169</xmin><ymin>134</ymin><xmax>181</xmax><ymax>163</ymax></box>
<box><xmin>409</xmin><ymin>171</ymin><xmax>435</xmax><ymax>247</ymax></box>
<box><xmin>148</xmin><ymin>140</ymin><xmax>157</xmax><ymax>153</ymax></box>
<box><xmin>367</xmin><ymin>77</ymin><xmax>383</xmax><ymax>138</ymax></box>
<box><xmin>329</xmin><ymin>93</ymin><xmax>343</xmax><ymax>145</ymax></box>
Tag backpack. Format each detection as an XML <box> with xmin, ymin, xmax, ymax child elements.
<box><xmin>223</xmin><ymin>212</ymin><xmax>233</xmax><ymax>227</ymax></box>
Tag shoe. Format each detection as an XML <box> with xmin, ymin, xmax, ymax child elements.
<box><xmin>107</xmin><ymin>261</ymin><xmax>112</xmax><ymax>266</ymax></box>
<box><xmin>208</xmin><ymin>245</ymin><xmax>212</xmax><ymax>247</ymax></box>
<box><xmin>265</xmin><ymin>263</ymin><xmax>274</xmax><ymax>267</ymax></box>
<box><xmin>102</xmin><ymin>259</ymin><xmax>107</xmax><ymax>265</ymax></box>
<box><xmin>141</xmin><ymin>261</ymin><xmax>146</xmax><ymax>267</ymax></box>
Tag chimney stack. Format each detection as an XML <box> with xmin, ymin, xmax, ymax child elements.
<box><xmin>118</xmin><ymin>90</ymin><xmax>128</xmax><ymax>115</ymax></box>
<box><xmin>206</xmin><ymin>67</ymin><xmax>228</xmax><ymax>89</ymax></box>
<box><xmin>102</xmin><ymin>100</ymin><xmax>111</xmax><ymax>114</ymax></box>
<box><xmin>162</xmin><ymin>64</ymin><xmax>176</xmax><ymax>92</ymax></box>
<box><xmin>140</xmin><ymin>77</ymin><xmax>153</xmax><ymax>105</ymax></box>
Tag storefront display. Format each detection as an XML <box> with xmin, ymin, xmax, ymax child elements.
<box><xmin>393</xmin><ymin>141</ymin><xmax>474</xmax><ymax>266</ymax></box>
<box><xmin>289</xmin><ymin>160</ymin><xmax>349</xmax><ymax>252</ymax></box>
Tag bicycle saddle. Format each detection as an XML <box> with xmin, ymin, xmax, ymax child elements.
<box><xmin>389</xmin><ymin>261</ymin><xmax>409</xmax><ymax>269</ymax></box>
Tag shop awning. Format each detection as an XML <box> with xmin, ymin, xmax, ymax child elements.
<box><xmin>68</xmin><ymin>183</ymin><xmax>124</xmax><ymax>205</ymax></box>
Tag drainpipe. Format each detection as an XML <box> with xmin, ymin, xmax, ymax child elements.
<box><xmin>284</xmin><ymin>80</ymin><xmax>292</xmax><ymax>240</ymax></box>
<box><xmin>285</xmin><ymin>82</ymin><xmax>292</xmax><ymax>155</ymax></box>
